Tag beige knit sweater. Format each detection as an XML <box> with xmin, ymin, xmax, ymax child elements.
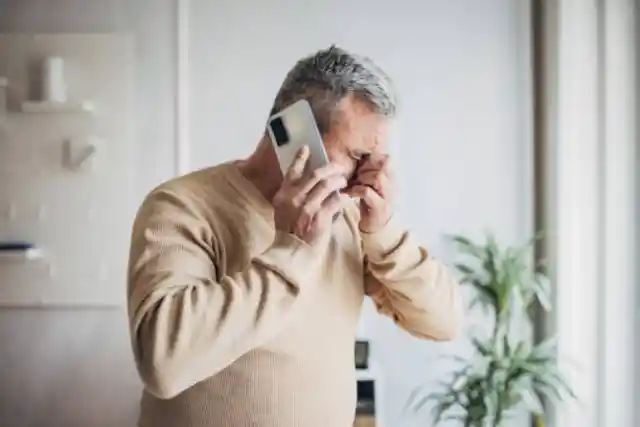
<box><xmin>127</xmin><ymin>162</ymin><xmax>462</xmax><ymax>427</ymax></box>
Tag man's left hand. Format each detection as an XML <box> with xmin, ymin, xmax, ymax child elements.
<box><xmin>345</xmin><ymin>153</ymin><xmax>394</xmax><ymax>233</ymax></box>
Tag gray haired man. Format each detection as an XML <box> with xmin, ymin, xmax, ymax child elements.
<box><xmin>127</xmin><ymin>45</ymin><xmax>462</xmax><ymax>427</ymax></box>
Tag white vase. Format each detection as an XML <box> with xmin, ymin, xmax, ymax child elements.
<box><xmin>42</xmin><ymin>57</ymin><xmax>67</xmax><ymax>103</ymax></box>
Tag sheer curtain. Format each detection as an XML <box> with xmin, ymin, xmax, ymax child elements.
<box><xmin>536</xmin><ymin>1</ymin><xmax>637</xmax><ymax>426</ymax></box>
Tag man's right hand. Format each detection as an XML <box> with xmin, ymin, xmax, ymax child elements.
<box><xmin>273</xmin><ymin>146</ymin><xmax>347</xmax><ymax>245</ymax></box>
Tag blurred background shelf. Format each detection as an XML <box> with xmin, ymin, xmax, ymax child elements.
<box><xmin>0</xmin><ymin>247</ymin><xmax>44</xmax><ymax>261</ymax></box>
<box><xmin>21</xmin><ymin>100</ymin><xmax>95</xmax><ymax>114</ymax></box>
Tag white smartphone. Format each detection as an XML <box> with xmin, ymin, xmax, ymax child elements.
<box><xmin>267</xmin><ymin>99</ymin><xmax>330</xmax><ymax>177</ymax></box>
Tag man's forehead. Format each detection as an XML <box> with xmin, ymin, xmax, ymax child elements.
<box><xmin>350</xmin><ymin>116</ymin><xmax>389</xmax><ymax>151</ymax></box>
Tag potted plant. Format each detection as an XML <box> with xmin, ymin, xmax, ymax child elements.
<box><xmin>408</xmin><ymin>234</ymin><xmax>574</xmax><ymax>427</ymax></box>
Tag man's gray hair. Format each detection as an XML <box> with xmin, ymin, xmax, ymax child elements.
<box><xmin>269</xmin><ymin>45</ymin><xmax>397</xmax><ymax>135</ymax></box>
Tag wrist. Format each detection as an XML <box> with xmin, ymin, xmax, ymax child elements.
<box><xmin>360</xmin><ymin>217</ymin><xmax>406</xmax><ymax>260</ymax></box>
<box><xmin>359</xmin><ymin>213</ymin><xmax>393</xmax><ymax>234</ymax></box>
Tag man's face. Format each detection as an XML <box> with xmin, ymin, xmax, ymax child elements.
<box><xmin>322</xmin><ymin>95</ymin><xmax>391</xmax><ymax>183</ymax></box>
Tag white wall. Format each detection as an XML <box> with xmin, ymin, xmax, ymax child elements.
<box><xmin>0</xmin><ymin>1</ymin><xmax>175</xmax><ymax>426</ymax></box>
<box><xmin>189</xmin><ymin>0</ymin><xmax>533</xmax><ymax>426</ymax></box>
<box><xmin>0</xmin><ymin>1</ymin><xmax>532</xmax><ymax>426</ymax></box>
<box><xmin>635</xmin><ymin>5</ymin><xmax>640</xmax><ymax>424</ymax></box>
<box><xmin>636</xmin><ymin>4</ymin><xmax>640</xmax><ymax>423</ymax></box>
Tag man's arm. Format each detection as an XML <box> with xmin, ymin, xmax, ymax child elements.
<box><xmin>344</xmin><ymin>153</ymin><xmax>463</xmax><ymax>341</ymax></box>
<box><xmin>127</xmin><ymin>189</ymin><xmax>321</xmax><ymax>400</ymax></box>
<box><xmin>362</xmin><ymin>219</ymin><xmax>463</xmax><ymax>341</ymax></box>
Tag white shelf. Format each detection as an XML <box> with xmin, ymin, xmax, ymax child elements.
<box><xmin>0</xmin><ymin>248</ymin><xmax>44</xmax><ymax>261</ymax></box>
<box><xmin>21</xmin><ymin>100</ymin><xmax>95</xmax><ymax>114</ymax></box>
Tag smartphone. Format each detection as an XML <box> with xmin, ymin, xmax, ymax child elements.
<box><xmin>267</xmin><ymin>99</ymin><xmax>330</xmax><ymax>177</ymax></box>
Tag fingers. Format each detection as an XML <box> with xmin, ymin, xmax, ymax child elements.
<box><xmin>352</xmin><ymin>170</ymin><xmax>390</xmax><ymax>197</ymax></box>
<box><xmin>285</xmin><ymin>163</ymin><xmax>345</xmax><ymax>208</ymax></box>
<box><xmin>275</xmin><ymin>150</ymin><xmax>348</xmax><ymax>242</ymax></box>
<box><xmin>349</xmin><ymin>152</ymin><xmax>392</xmax><ymax>200</ymax></box>
<box><xmin>297</xmin><ymin>163</ymin><xmax>345</xmax><ymax>195</ymax></box>
<box><xmin>314</xmin><ymin>192</ymin><xmax>344</xmax><ymax>226</ymax></box>
<box><xmin>345</xmin><ymin>184</ymin><xmax>384</xmax><ymax>210</ymax></box>
<box><xmin>357</xmin><ymin>153</ymin><xmax>391</xmax><ymax>175</ymax></box>
<box><xmin>303</xmin><ymin>175</ymin><xmax>347</xmax><ymax>213</ymax></box>
<box><xmin>285</xmin><ymin>146</ymin><xmax>310</xmax><ymax>181</ymax></box>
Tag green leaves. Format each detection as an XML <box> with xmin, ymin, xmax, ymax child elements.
<box><xmin>410</xmin><ymin>336</ymin><xmax>574</xmax><ymax>426</ymax></box>
<box><xmin>408</xmin><ymin>233</ymin><xmax>574</xmax><ymax>426</ymax></box>
<box><xmin>521</xmin><ymin>388</ymin><xmax>544</xmax><ymax>415</ymax></box>
<box><xmin>451</xmin><ymin>232</ymin><xmax>552</xmax><ymax>329</ymax></box>
<box><xmin>532</xmin><ymin>273</ymin><xmax>552</xmax><ymax>311</ymax></box>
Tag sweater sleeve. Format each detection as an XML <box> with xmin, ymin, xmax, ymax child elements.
<box><xmin>362</xmin><ymin>219</ymin><xmax>463</xmax><ymax>341</ymax></box>
<box><xmin>127</xmin><ymin>189</ymin><xmax>320</xmax><ymax>399</ymax></box>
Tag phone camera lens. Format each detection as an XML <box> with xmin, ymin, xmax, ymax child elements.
<box><xmin>269</xmin><ymin>117</ymin><xmax>289</xmax><ymax>147</ymax></box>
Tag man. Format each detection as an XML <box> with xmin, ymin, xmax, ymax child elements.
<box><xmin>127</xmin><ymin>45</ymin><xmax>463</xmax><ymax>427</ymax></box>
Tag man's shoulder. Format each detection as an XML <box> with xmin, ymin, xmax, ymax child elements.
<box><xmin>150</xmin><ymin>164</ymin><xmax>229</xmax><ymax>197</ymax></box>
<box><xmin>136</xmin><ymin>163</ymin><xmax>233</xmax><ymax>222</ymax></box>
